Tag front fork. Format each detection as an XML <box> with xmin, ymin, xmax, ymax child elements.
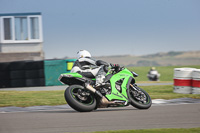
<box><xmin>127</xmin><ymin>84</ymin><xmax>141</xmax><ymax>102</ymax></box>
<box><xmin>129</xmin><ymin>84</ymin><xmax>147</xmax><ymax>102</ymax></box>
<box><xmin>130</xmin><ymin>84</ymin><xmax>140</xmax><ymax>92</ymax></box>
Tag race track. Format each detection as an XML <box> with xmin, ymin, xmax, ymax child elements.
<box><xmin>1</xmin><ymin>103</ymin><xmax>200</xmax><ymax>133</ymax></box>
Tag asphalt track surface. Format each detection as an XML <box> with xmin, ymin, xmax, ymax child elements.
<box><xmin>0</xmin><ymin>103</ymin><xmax>200</xmax><ymax>133</ymax></box>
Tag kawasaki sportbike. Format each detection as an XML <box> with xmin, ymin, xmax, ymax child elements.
<box><xmin>59</xmin><ymin>64</ymin><xmax>152</xmax><ymax>112</ymax></box>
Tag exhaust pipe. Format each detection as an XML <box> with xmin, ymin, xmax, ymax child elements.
<box><xmin>85</xmin><ymin>83</ymin><xmax>103</xmax><ymax>98</ymax></box>
<box><xmin>84</xmin><ymin>82</ymin><xmax>115</xmax><ymax>106</ymax></box>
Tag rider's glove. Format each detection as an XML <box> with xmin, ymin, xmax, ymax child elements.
<box><xmin>114</xmin><ymin>64</ymin><xmax>120</xmax><ymax>72</ymax></box>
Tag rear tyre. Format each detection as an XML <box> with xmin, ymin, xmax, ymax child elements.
<box><xmin>127</xmin><ymin>85</ymin><xmax>152</xmax><ymax>109</ymax></box>
<box><xmin>64</xmin><ymin>85</ymin><xmax>96</xmax><ymax>112</ymax></box>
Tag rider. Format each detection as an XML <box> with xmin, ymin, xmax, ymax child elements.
<box><xmin>147</xmin><ymin>67</ymin><xmax>160</xmax><ymax>81</ymax></box>
<box><xmin>71</xmin><ymin>50</ymin><xmax>109</xmax><ymax>87</ymax></box>
<box><xmin>71</xmin><ymin>50</ymin><xmax>120</xmax><ymax>105</ymax></box>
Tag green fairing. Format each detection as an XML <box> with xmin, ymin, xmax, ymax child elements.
<box><xmin>105</xmin><ymin>68</ymin><xmax>133</xmax><ymax>102</ymax></box>
<box><xmin>61</xmin><ymin>68</ymin><xmax>134</xmax><ymax>103</ymax></box>
<box><xmin>63</xmin><ymin>73</ymin><xmax>83</xmax><ymax>78</ymax></box>
<box><xmin>61</xmin><ymin>72</ymin><xmax>96</xmax><ymax>80</ymax></box>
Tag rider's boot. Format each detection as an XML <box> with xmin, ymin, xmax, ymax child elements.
<box><xmin>95</xmin><ymin>66</ymin><xmax>107</xmax><ymax>87</ymax></box>
<box><xmin>95</xmin><ymin>75</ymin><xmax>106</xmax><ymax>87</ymax></box>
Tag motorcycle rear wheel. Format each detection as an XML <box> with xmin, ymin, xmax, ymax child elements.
<box><xmin>127</xmin><ymin>85</ymin><xmax>152</xmax><ymax>109</ymax></box>
<box><xmin>64</xmin><ymin>85</ymin><xmax>96</xmax><ymax>112</ymax></box>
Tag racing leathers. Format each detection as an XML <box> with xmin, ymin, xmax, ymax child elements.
<box><xmin>71</xmin><ymin>57</ymin><xmax>109</xmax><ymax>86</ymax></box>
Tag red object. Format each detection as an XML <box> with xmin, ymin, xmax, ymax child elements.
<box><xmin>174</xmin><ymin>79</ymin><xmax>192</xmax><ymax>86</ymax></box>
<box><xmin>192</xmin><ymin>80</ymin><xmax>200</xmax><ymax>87</ymax></box>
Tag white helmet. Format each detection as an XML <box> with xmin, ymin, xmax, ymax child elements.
<box><xmin>77</xmin><ymin>50</ymin><xmax>91</xmax><ymax>58</ymax></box>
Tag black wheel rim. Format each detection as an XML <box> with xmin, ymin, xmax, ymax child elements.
<box><xmin>70</xmin><ymin>87</ymin><xmax>94</xmax><ymax>105</ymax></box>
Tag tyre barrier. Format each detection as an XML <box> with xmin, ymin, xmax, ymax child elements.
<box><xmin>0</xmin><ymin>71</ymin><xmax>10</xmax><ymax>80</ymax></box>
<box><xmin>173</xmin><ymin>68</ymin><xmax>195</xmax><ymax>94</ymax></box>
<box><xmin>25</xmin><ymin>60</ymin><xmax>44</xmax><ymax>70</ymax></box>
<box><xmin>0</xmin><ymin>61</ymin><xmax>45</xmax><ymax>88</ymax></box>
<box><xmin>26</xmin><ymin>78</ymin><xmax>45</xmax><ymax>87</ymax></box>
<box><xmin>0</xmin><ymin>62</ymin><xmax>11</xmax><ymax>88</ymax></box>
<box><xmin>0</xmin><ymin>62</ymin><xmax>10</xmax><ymax>71</ymax></box>
<box><xmin>9</xmin><ymin>61</ymin><xmax>26</xmax><ymax>71</ymax></box>
<box><xmin>10</xmin><ymin>70</ymin><xmax>26</xmax><ymax>79</ymax></box>
<box><xmin>25</xmin><ymin>69</ymin><xmax>44</xmax><ymax>79</ymax></box>
<box><xmin>0</xmin><ymin>59</ymin><xmax>76</xmax><ymax>88</ymax></box>
<box><xmin>0</xmin><ymin>80</ymin><xmax>10</xmax><ymax>88</ymax></box>
<box><xmin>10</xmin><ymin>79</ymin><xmax>26</xmax><ymax>87</ymax></box>
<box><xmin>25</xmin><ymin>60</ymin><xmax>45</xmax><ymax>87</ymax></box>
<box><xmin>192</xmin><ymin>69</ymin><xmax>200</xmax><ymax>94</ymax></box>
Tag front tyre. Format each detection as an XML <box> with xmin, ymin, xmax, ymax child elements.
<box><xmin>127</xmin><ymin>85</ymin><xmax>152</xmax><ymax>109</ymax></box>
<box><xmin>64</xmin><ymin>85</ymin><xmax>96</xmax><ymax>112</ymax></box>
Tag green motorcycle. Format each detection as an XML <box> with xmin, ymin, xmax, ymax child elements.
<box><xmin>59</xmin><ymin>64</ymin><xmax>152</xmax><ymax>112</ymax></box>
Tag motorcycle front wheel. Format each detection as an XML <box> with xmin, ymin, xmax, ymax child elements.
<box><xmin>64</xmin><ymin>85</ymin><xmax>96</xmax><ymax>112</ymax></box>
<box><xmin>127</xmin><ymin>84</ymin><xmax>152</xmax><ymax>109</ymax></box>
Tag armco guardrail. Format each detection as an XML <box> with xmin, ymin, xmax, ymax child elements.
<box><xmin>0</xmin><ymin>59</ymin><xmax>76</xmax><ymax>88</ymax></box>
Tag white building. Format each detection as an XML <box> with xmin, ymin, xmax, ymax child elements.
<box><xmin>0</xmin><ymin>12</ymin><xmax>44</xmax><ymax>62</ymax></box>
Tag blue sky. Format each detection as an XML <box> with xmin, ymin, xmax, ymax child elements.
<box><xmin>0</xmin><ymin>0</ymin><xmax>200</xmax><ymax>59</ymax></box>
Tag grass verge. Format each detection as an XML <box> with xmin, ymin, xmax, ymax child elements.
<box><xmin>128</xmin><ymin>65</ymin><xmax>200</xmax><ymax>81</ymax></box>
<box><xmin>0</xmin><ymin>90</ymin><xmax>66</xmax><ymax>107</ymax></box>
<box><xmin>142</xmin><ymin>85</ymin><xmax>200</xmax><ymax>99</ymax></box>
<box><xmin>0</xmin><ymin>85</ymin><xmax>200</xmax><ymax>107</ymax></box>
<box><xmin>85</xmin><ymin>127</ymin><xmax>200</xmax><ymax>133</ymax></box>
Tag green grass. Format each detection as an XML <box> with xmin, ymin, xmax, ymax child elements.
<box><xmin>128</xmin><ymin>65</ymin><xmax>200</xmax><ymax>81</ymax></box>
<box><xmin>142</xmin><ymin>85</ymin><xmax>200</xmax><ymax>99</ymax></box>
<box><xmin>0</xmin><ymin>90</ymin><xmax>66</xmax><ymax>107</ymax></box>
<box><xmin>85</xmin><ymin>127</ymin><xmax>200</xmax><ymax>133</ymax></box>
<box><xmin>0</xmin><ymin>85</ymin><xmax>200</xmax><ymax>107</ymax></box>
